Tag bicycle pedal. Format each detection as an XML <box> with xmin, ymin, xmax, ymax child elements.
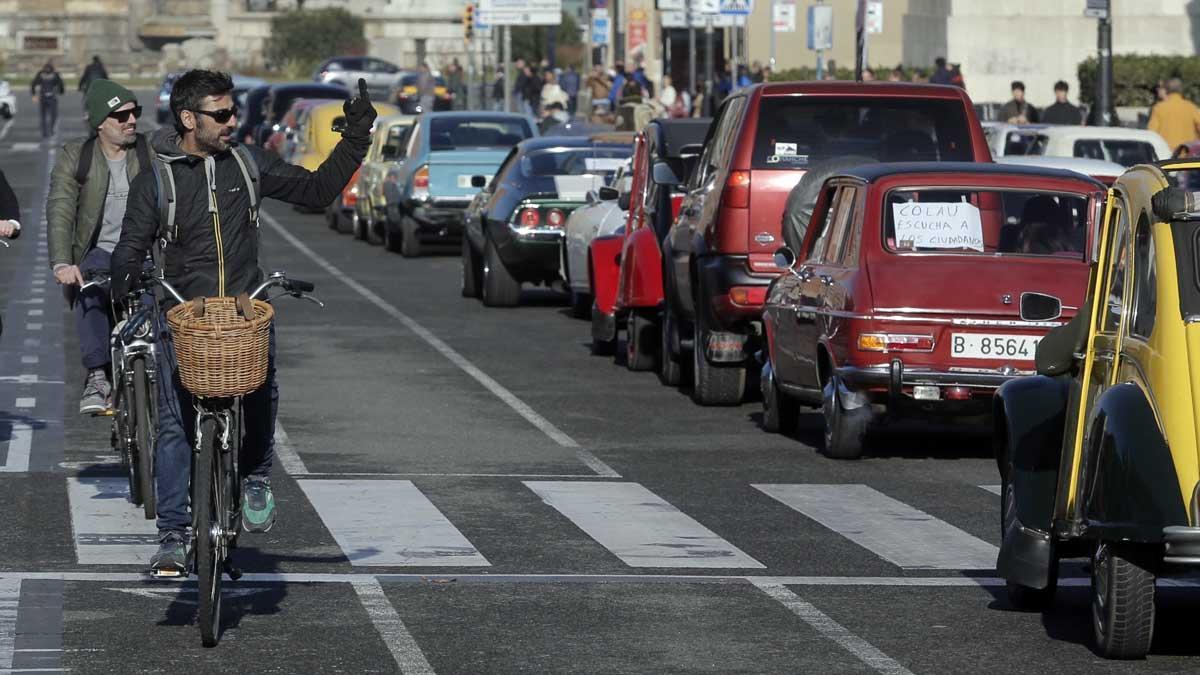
<box><xmin>149</xmin><ymin>567</ymin><xmax>187</xmax><ymax>580</ymax></box>
<box><xmin>93</xmin><ymin>409</ymin><xmax>115</xmax><ymax>417</ymax></box>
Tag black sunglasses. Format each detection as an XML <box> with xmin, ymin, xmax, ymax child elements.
<box><xmin>107</xmin><ymin>105</ymin><xmax>142</xmax><ymax>123</ymax></box>
<box><xmin>192</xmin><ymin>106</ymin><xmax>239</xmax><ymax>124</ymax></box>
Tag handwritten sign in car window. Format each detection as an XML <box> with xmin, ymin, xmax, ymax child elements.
<box><xmin>892</xmin><ymin>201</ymin><xmax>984</xmax><ymax>252</ymax></box>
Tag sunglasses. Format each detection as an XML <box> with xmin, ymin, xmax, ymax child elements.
<box><xmin>192</xmin><ymin>106</ymin><xmax>239</xmax><ymax>124</ymax></box>
<box><xmin>107</xmin><ymin>105</ymin><xmax>142</xmax><ymax>123</ymax></box>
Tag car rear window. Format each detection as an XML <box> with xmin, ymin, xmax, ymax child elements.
<box><xmin>273</xmin><ymin>88</ymin><xmax>346</xmax><ymax>118</ymax></box>
<box><xmin>1072</xmin><ymin>139</ymin><xmax>1157</xmax><ymax>166</ymax></box>
<box><xmin>751</xmin><ymin>97</ymin><xmax>974</xmax><ymax>169</ymax></box>
<box><xmin>521</xmin><ymin>147</ymin><xmax>633</xmax><ymax>179</ymax></box>
<box><xmin>881</xmin><ymin>188</ymin><xmax>1089</xmax><ymax>260</ymax></box>
<box><xmin>429</xmin><ymin>118</ymin><xmax>533</xmax><ymax>150</ymax></box>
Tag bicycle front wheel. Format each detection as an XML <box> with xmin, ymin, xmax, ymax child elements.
<box><xmin>195</xmin><ymin>415</ymin><xmax>223</xmax><ymax>647</ymax></box>
<box><xmin>132</xmin><ymin>359</ymin><xmax>156</xmax><ymax>520</ymax></box>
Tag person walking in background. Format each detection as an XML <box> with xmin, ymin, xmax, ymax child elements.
<box><xmin>1041</xmin><ymin>81</ymin><xmax>1083</xmax><ymax>124</ymax></box>
<box><xmin>735</xmin><ymin>65</ymin><xmax>753</xmax><ymax>89</ymax></box>
<box><xmin>751</xmin><ymin>61</ymin><xmax>765</xmax><ymax>83</ymax></box>
<box><xmin>445</xmin><ymin>60</ymin><xmax>466</xmax><ymax>110</ymax></box>
<box><xmin>512</xmin><ymin>59</ymin><xmax>530</xmax><ymax>115</ymax></box>
<box><xmin>491</xmin><ymin>70</ymin><xmax>505</xmax><ymax>111</ymax></box>
<box><xmin>560</xmin><ymin>64</ymin><xmax>580</xmax><ymax>117</ymax></box>
<box><xmin>862</xmin><ymin>68</ymin><xmax>876</xmax><ymax>82</ymax></box>
<box><xmin>31</xmin><ymin>61</ymin><xmax>65</xmax><ymax>140</ymax></box>
<box><xmin>539</xmin><ymin>71</ymin><xmax>569</xmax><ymax>113</ymax></box>
<box><xmin>949</xmin><ymin>64</ymin><xmax>966</xmax><ymax>90</ymax></box>
<box><xmin>1002</xmin><ymin>81</ymin><xmax>1039</xmax><ymax>124</ymax></box>
<box><xmin>522</xmin><ymin>64</ymin><xmax>543</xmax><ymax>117</ymax></box>
<box><xmin>1148</xmin><ymin>77</ymin><xmax>1200</xmax><ymax>148</ymax></box>
<box><xmin>416</xmin><ymin>62</ymin><xmax>436</xmax><ymax>114</ymax></box>
<box><xmin>607</xmin><ymin>61</ymin><xmax>628</xmax><ymax>111</ymax></box>
<box><xmin>659</xmin><ymin>75</ymin><xmax>679</xmax><ymax>117</ymax></box>
<box><xmin>929</xmin><ymin>57</ymin><xmax>953</xmax><ymax>85</ymax></box>
<box><xmin>78</xmin><ymin>56</ymin><xmax>108</xmax><ymax>94</ymax></box>
<box><xmin>587</xmin><ymin>65</ymin><xmax>611</xmax><ymax>115</ymax></box>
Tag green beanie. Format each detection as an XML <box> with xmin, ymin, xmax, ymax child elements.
<box><xmin>85</xmin><ymin>79</ymin><xmax>138</xmax><ymax>130</ymax></box>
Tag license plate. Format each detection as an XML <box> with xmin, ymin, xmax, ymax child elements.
<box><xmin>950</xmin><ymin>333</ymin><xmax>1041</xmax><ymax>360</ymax></box>
<box><xmin>458</xmin><ymin>174</ymin><xmax>491</xmax><ymax>188</ymax></box>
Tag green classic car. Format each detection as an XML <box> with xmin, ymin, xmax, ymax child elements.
<box><xmin>352</xmin><ymin>114</ymin><xmax>415</xmax><ymax>241</ymax></box>
<box><xmin>994</xmin><ymin>159</ymin><xmax>1200</xmax><ymax>659</ymax></box>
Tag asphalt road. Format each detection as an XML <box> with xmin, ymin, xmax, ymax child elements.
<box><xmin>0</xmin><ymin>90</ymin><xmax>1197</xmax><ymax>674</ymax></box>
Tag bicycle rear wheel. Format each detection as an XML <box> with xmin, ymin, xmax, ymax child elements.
<box><xmin>195</xmin><ymin>415</ymin><xmax>223</xmax><ymax>648</ymax></box>
<box><xmin>132</xmin><ymin>359</ymin><xmax>156</xmax><ymax>520</ymax></box>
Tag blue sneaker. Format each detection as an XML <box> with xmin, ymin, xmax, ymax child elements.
<box><xmin>241</xmin><ymin>476</ymin><xmax>276</xmax><ymax>533</ymax></box>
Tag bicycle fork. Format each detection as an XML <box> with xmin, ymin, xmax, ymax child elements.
<box><xmin>192</xmin><ymin>408</ymin><xmax>243</xmax><ymax>581</ymax></box>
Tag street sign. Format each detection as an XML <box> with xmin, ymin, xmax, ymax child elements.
<box><xmin>657</xmin><ymin>0</ymin><xmax>687</xmax><ymax>9</ymax></box>
<box><xmin>696</xmin><ymin>0</ymin><xmax>720</xmax><ymax>13</ymax></box>
<box><xmin>866</xmin><ymin>0</ymin><xmax>883</xmax><ymax>33</ymax></box>
<box><xmin>661</xmin><ymin>10</ymin><xmax>746</xmax><ymax>27</ymax></box>
<box><xmin>592</xmin><ymin>16</ymin><xmax>609</xmax><ymax>44</ymax></box>
<box><xmin>719</xmin><ymin>0</ymin><xmax>753</xmax><ymax>15</ymax></box>
<box><xmin>477</xmin><ymin>0</ymin><xmax>562</xmax><ymax>26</ymax></box>
<box><xmin>1084</xmin><ymin>0</ymin><xmax>1109</xmax><ymax>18</ymax></box>
<box><xmin>807</xmin><ymin>4</ymin><xmax>833</xmax><ymax>50</ymax></box>
<box><xmin>773</xmin><ymin>1</ymin><xmax>796</xmax><ymax>32</ymax></box>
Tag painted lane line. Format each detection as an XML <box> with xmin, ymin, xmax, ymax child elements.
<box><xmin>303</xmin><ymin>472</ymin><xmax>607</xmax><ymax>479</ymax></box>
<box><xmin>298</xmin><ymin>479</ymin><xmax>490</xmax><ymax>567</ymax></box>
<box><xmin>351</xmin><ymin>579</ymin><xmax>436</xmax><ymax>675</ymax></box>
<box><xmin>259</xmin><ymin>211</ymin><xmax>619</xmax><ymax>479</ymax></box>
<box><xmin>18</xmin><ymin>358</ymin><xmax>37</xmax><ymax>365</ymax></box>
<box><xmin>754</xmin><ymin>484</ymin><xmax>998</xmax><ymax>570</ymax></box>
<box><xmin>525</xmin><ymin>481</ymin><xmax>765</xmax><ymax>569</ymax></box>
<box><xmin>0</xmin><ymin>119</ymin><xmax>13</xmax><ymax>142</ymax></box>
<box><xmin>13</xmin><ymin>399</ymin><xmax>33</xmax><ymax>409</ymax></box>
<box><xmin>25</xmin><ymin>311</ymin><xmax>41</xmax><ymax>317</ymax></box>
<box><xmin>979</xmin><ymin>484</ymin><xmax>1001</xmax><ymax>496</ymax></box>
<box><xmin>0</xmin><ymin>424</ymin><xmax>33</xmax><ymax>473</ymax></box>
<box><xmin>272</xmin><ymin>422</ymin><xmax>309</xmax><ymax>476</ymax></box>
<box><xmin>753</xmin><ymin>581</ymin><xmax>915</xmax><ymax>675</ymax></box>
<box><xmin>0</xmin><ymin>578</ymin><xmax>18</xmax><ymax>671</ymax></box>
<box><xmin>23</xmin><ymin>325</ymin><xmax>40</xmax><ymax>331</ymax></box>
<box><xmin>65</xmin><ymin>477</ymin><xmax>158</xmax><ymax>565</ymax></box>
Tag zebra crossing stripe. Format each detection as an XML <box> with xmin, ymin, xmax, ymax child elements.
<box><xmin>525</xmin><ymin>481</ymin><xmax>765</xmax><ymax>569</ymax></box>
<box><xmin>65</xmin><ymin>478</ymin><xmax>158</xmax><ymax>565</ymax></box>
<box><xmin>299</xmin><ymin>479</ymin><xmax>490</xmax><ymax>567</ymax></box>
<box><xmin>0</xmin><ymin>577</ymin><xmax>18</xmax><ymax>671</ymax></box>
<box><xmin>979</xmin><ymin>485</ymin><xmax>1001</xmax><ymax>496</ymax></box>
<box><xmin>753</xmin><ymin>484</ymin><xmax>998</xmax><ymax>570</ymax></box>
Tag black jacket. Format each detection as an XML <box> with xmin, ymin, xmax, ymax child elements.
<box><xmin>1041</xmin><ymin>102</ymin><xmax>1082</xmax><ymax>125</ymax></box>
<box><xmin>31</xmin><ymin>71</ymin><xmax>64</xmax><ymax>98</ymax></box>
<box><xmin>111</xmin><ymin>127</ymin><xmax>368</xmax><ymax>301</ymax></box>
<box><xmin>78</xmin><ymin>62</ymin><xmax>108</xmax><ymax>92</ymax></box>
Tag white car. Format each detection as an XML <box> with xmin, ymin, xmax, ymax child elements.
<box><xmin>996</xmin><ymin>155</ymin><xmax>1125</xmax><ymax>186</ymax></box>
<box><xmin>984</xmin><ymin>122</ymin><xmax>1170</xmax><ymax>166</ymax></box>
<box><xmin>563</xmin><ymin>161</ymin><xmax>634</xmax><ymax>316</ymax></box>
<box><xmin>0</xmin><ymin>80</ymin><xmax>16</xmax><ymax>120</ymax></box>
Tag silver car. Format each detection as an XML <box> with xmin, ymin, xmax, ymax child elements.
<box><xmin>313</xmin><ymin>56</ymin><xmax>402</xmax><ymax>99</ymax></box>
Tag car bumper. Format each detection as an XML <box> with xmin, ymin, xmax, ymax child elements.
<box><xmin>494</xmin><ymin>226</ymin><xmax>564</xmax><ymax>283</ymax></box>
<box><xmin>1164</xmin><ymin>526</ymin><xmax>1200</xmax><ymax>564</ymax></box>
<box><xmin>411</xmin><ymin>201</ymin><xmax>470</xmax><ymax>239</ymax></box>
<box><xmin>697</xmin><ymin>255</ymin><xmax>774</xmax><ymax>325</ymax></box>
<box><xmin>837</xmin><ymin>361</ymin><xmax>1030</xmax><ymax>415</ymax></box>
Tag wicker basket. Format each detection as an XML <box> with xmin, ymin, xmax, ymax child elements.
<box><xmin>166</xmin><ymin>295</ymin><xmax>274</xmax><ymax>398</ymax></box>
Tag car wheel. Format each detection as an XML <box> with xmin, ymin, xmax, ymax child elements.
<box><xmin>569</xmin><ymin>290</ymin><xmax>592</xmax><ymax>319</ymax></box>
<box><xmin>658</xmin><ymin>308</ymin><xmax>682</xmax><ymax>387</ymax></box>
<box><xmin>354</xmin><ymin>205</ymin><xmax>369</xmax><ymax>240</ymax></box>
<box><xmin>400</xmin><ymin>216</ymin><xmax>423</xmax><ymax>258</ymax></box>
<box><xmin>1092</xmin><ymin>542</ymin><xmax>1156</xmax><ymax>659</ymax></box>
<box><xmin>383</xmin><ymin>216</ymin><xmax>403</xmax><ymax>253</ymax></box>
<box><xmin>1000</xmin><ymin>458</ymin><xmax>1058</xmax><ymax>610</ymax></box>
<box><xmin>691</xmin><ymin>308</ymin><xmax>745</xmax><ymax>406</ymax></box>
<box><xmin>482</xmin><ymin>238</ymin><xmax>521</xmax><ymax>307</ymax></box>
<box><xmin>760</xmin><ymin>359</ymin><xmax>798</xmax><ymax>434</ymax></box>
<box><xmin>461</xmin><ymin>237</ymin><xmax>482</xmax><ymax>298</ymax></box>
<box><xmin>820</xmin><ymin>375</ymin><xmax>870</xmax><ymax>459</ymax></box>
<box><xmin>326</xmin><ymin>197</ymin><xmax>341</xmax><ymax>230</ymax></box>
<box><xmin>625</xmin><ymin>311</ymin><xmax>658</xmax><ymax>372</ymax></box>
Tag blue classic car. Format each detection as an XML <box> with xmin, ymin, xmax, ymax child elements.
<box><xmin>380</xmin><ymin>111</ymin><xmax>538</xmax><ymax>256</ymax></box>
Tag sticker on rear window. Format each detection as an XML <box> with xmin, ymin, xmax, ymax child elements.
<box><xmin>584</xmin><ymin>157</ymin><xmax>626</xmax><ymax>173</ymax></box>
<box><xmin>891</xmin><ymin>201</ymin><xmax>984</xmax><ymax>252</ymax></box>
<box><xmin>775</xmin><ymin>142</ymin><xmax>798</xmax><ymax>156</ymax></box>
<box><xmin>766</xmin><ymin>154</ymin><xmax>808</xmax><ymax>165</ymax></box>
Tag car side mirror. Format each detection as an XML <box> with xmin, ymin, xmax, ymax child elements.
<box><xmin>652</xmin><ymin>161</ymin><xmax>681</xmax><ymax>186</ymax></box>
<box><xmin>471</xmin><ymin>175</ymin><xmax>487</xmax><ymax>188</ymax></box>
<box><xmin>331</xmin><ymin>118</ymin><xmax>347</xmax><ymax>133</ymax></box>
<box><xmin>598</xmin><ymin>186</ymin><xmax>620</xmax><ymax>201</ymax></box>
<box><xmin>773</xmin><ymin>246</ymin><xmax>796</xmax><ymax>270</ymax></box>
<box><xmin>617</xmin><ymin>192</ymin><xmax>631</xmax><ymax>211</ymax></box>
<box><xmin>1020</xmin><ymin>292</ymin><xmax>1062</xmax><ymax>322</ymax></box>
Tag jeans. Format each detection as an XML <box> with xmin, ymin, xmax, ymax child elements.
<box><xmin>154</xmin><ymin>313</ymin><xmax>277</xmax><ymax>533</ymax></box>
<box><xmin>38</xmin><ymin>96</ymin><xmax>57</xmax><ymax>139</ymax></box>
<box><xmin>76</xmin><ymin>248</ymin><xmax>113</xmax><ymax>370</ymax></box>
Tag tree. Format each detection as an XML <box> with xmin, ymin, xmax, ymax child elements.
<box><xmin>265</xmin><ymin>8</ymin><xmax>367</xmax><ymax>75</ymax></box>
<box><xmin>511</xmin><ymin>12</ymin><xmax>582</xmax><ymax>66</ymax></box>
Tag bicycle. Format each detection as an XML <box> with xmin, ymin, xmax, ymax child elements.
<box><xmin>81</xmin><ymin>269</ymin><xmax>158</xmax><ymax>519</ymax></box>
<box><xmin>144</xmin><ymin>270</ymin><xmax>320</xmax><ymax>648</ymax></box>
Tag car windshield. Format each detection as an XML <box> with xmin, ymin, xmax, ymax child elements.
<box><xmin>429</xmin><ymin>118</ymin><xmax>533</xmax><ymax>150</ymax></box>
<box><xmin>521</xmin><ymin>147</ymin><xmax>632</xmax><ymax>179</ymax></box>
<box><xmin>751</xmin><ymin>97</ymin><xmax>974</xmax><ymax>169</ymax></box>
<box><xmin>272</xmin><ymin>88</ymin><xmax>345</xmax><ymax>119</ymax></box>
<box><xmin>881</xmin><ymin>188</ymin><xmax>1089</xmax><ymax>260</ymax></box>
<box><xmin>1069</xmin><ymin>138</ymin><xmax>1157</xmax><ymax>166</ymax></box>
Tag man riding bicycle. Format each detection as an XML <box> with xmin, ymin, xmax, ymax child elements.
<box><xmin>110</xmin><ymin>70</ymin><xmax>376</xmax><ymax>575</ymax></box>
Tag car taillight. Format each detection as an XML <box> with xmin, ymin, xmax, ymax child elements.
<box><xmin>857</xmin><ymin>333</ymin><xmax>935</xmax><ymax>353</ymax></box>
<box><xmin>723</xmin><ymin>170</ymin><xmax>751</xmax><ymax>209</ymax></box>
<box><xmin>519</xmin><ymin>208</ymin><xmax>541</xmax><ymax>227</ymax></box>
<box><xmin>344</xmin><ymin>183</ymin><xmax>358</xmax><ymax>206</ymax></box>
<box><xmin>546</xmin><ymin>208</ymin><xmax>566</xmax><ymax>227</ymax></box>
<box><xmin>414</xmin><ymin>166</ymin><xmax>430</xmax><ymax>189</ymax></box>
<box><xmin>729</xmin><ymin>286</ymin><xmax>767</xmax><ymax>306</ymax></box>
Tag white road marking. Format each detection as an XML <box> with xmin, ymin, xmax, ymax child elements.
<box><xmin>23</xmin><ymin>324</ymin><xmax>41</xmax><ymax>331</ymax></box>
<box><xmin>272</xmin><ymin>422</ymin><xmax>309</xmax><ymax>475</ymax></box>
<box><xmin>0</xmin><ymin>577</ymin><xmax>18</xmax><ymax>671</ymax></box>
<box><xmin>8</xmin><ymin>143</ymin><xmax>38</xmax><ymax>153</ymax></box>
<box><xmin>979</xmin><ymin>484</ymin><xmax>1001</xmax><ymax>496</ymax></box>
<box><xmin>303</xmin><ymin>472</ymin><xmax>607</xmax><ymax>479</ymax></box>
<box><xmin>19</xmin><ymin>357</ymin><xmax>37</xmax><ymax>365</ymax></box>
<box><xmin>13</xmin><ymin>399</ymin><xmax>33</xmax><ymax>409</ymax></box>
<box><xmin>525</xmin><ymin>481</ymin><xmax>765</xmax><ymax>568</ymax></box>
<box><xmin>0</xmin><ymin>424</ymin><xmax>32</xmax><ymax>473</ymax></box>
<box><xmin>754</xmin><ymin>484</ymin><xmax>998</xmax><ymax>570</ymax></box>
<box><xmin>351</xmin><ymin>578</ymin><xmax>436</xmax><ymax>675</ymax></box>
<box><xmin>25</xmin><ymin>310</ymin><xmax>41</xmax><ymax>317</ymax></box>
<box><xmin>65</xmin><ymin>477</ymin><xmax>158</xmax><ymax>565</ymax></box>
<box><xmin>260</xmin><ymin>211</ymin><xmax>619</xmax><ymax>479</ymax></box>
<box><xmin>298</xmin><ymin>479</ymin><xmax>490</xmax><ymax>567</ymax></box>
<box><xmin>753</xmin><ymin>581</ymin><xmax>915</xmax><ymax>675</ymax></box>
<box><xmin>0</xmin><ymin>119</ymin><xmax>14</xmax><ymax>142</ymax></box>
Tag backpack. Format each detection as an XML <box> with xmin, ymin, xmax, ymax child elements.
<box><xmin>74</xmin><ymin>133</ymin><xmax>152</xmax><ymax>186</ymax></box>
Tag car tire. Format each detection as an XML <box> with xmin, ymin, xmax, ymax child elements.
<box><xmin>461</xmin><ymin>238</ymin><xmax>482</xmax><ymax>298</ymax></box>
<box><xmin>569</xmin><ymin>290</ymin><xmax>592</xmax><ymax>319</ymax></box>
<box><xmin>658</xmin><ymin>308</ymin><xmax>682</xmax><ymax>387</ymax></box>
<box><xmin>383</xmin><ymin>216</ymin><xmax>403</xmax><ymax>253</ymax></box>
<box><xmin>482</xmin><ymin>238</ymin><xmax>521</xmax><ymax>307</ymax></box>
<box><xmin>1092</xmin><ymin>542</ymin><xmax>1156</xmax><ymax>659</ymax></box>
<box><xmin>691</xmin><ymin>308</ymin><xmax>745</xmax><ymax>406</ymax></box>
<box><xmin>354</xmin><ymin>205</ymin><xmax>369</xmax><ymax>240</ymax></box>
<box><xmin>400</xmin><ymin>216</ymin><xmax>423</xmax><ymax>258</ymax></box>
<box><xmin>760</xmin><ymin>359</ymin><xmax>799</xmax><ymax>434</ymax></box>
<box><xmin>1000</xmin><ymin>459</ymin><xmax>1058</xmax><ymax>610</ymax></box>
<box><xmin>625</xmin><ymin>311</ymin><xmax>658</xmax><ymax>372</ymax></box>
<box><xmin>820</xmin><ymin>375</ymin><xmax>871</xmax><ymax>459</ymax></box>
<box><xmin>326</xmin><ymin>197</ymin><xmax>341</xmax><ymax>230</ymax></box>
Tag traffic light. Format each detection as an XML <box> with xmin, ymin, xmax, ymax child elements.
<box><xmin>463</xmin><ymin>3</ymin><xmax>475</xmax><ymax>41</ymax></box>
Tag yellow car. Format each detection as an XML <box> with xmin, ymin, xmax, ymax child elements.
<box><xmin>994</xmin><ymin>159</ymin><xmax>1200</xmax><ymax>658</ymax></box>
<box><xmin>351</xmin><ymin>114</ymin><xmax>416</xmax><ymax>241</ymax></box>
<box><xmin>291</xmin><ymin>99</ymin><xmax>399</xmax><ymax>172</ymax></box>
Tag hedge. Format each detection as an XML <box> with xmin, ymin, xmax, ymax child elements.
<box><xmin>1078</xmin><ymin>55</ymin><xmax>1200</xmax><ymax>108</ymax></box>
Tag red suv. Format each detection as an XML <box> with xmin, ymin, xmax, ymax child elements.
<box><xmin>662</xmin><ymin>82</ymin><xmax>992</xmax><ymax>405</ymax></box>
